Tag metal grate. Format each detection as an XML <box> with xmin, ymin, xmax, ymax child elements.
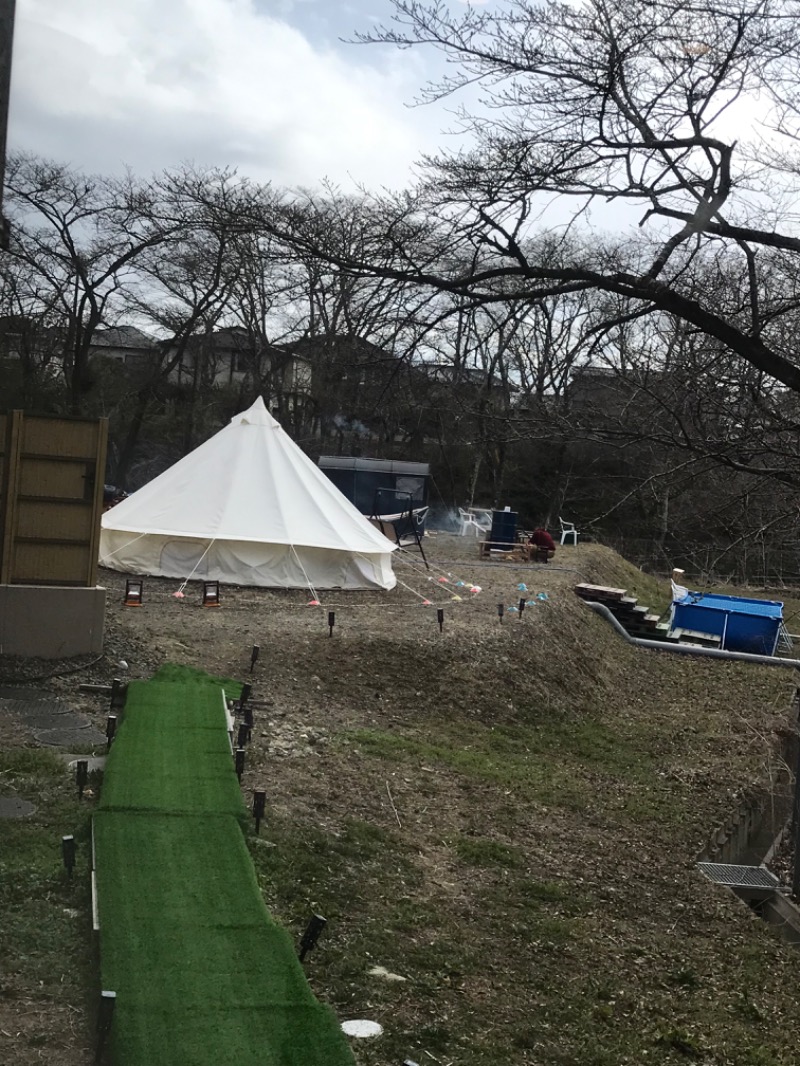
<box><xmin>697</xmin><ymin>862</ymin><xmax>780</xmax><ymax>890</ymax></box>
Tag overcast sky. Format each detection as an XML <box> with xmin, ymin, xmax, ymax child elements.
<box><xmin>7</xmin><ymin>0</ymin><xmax>486</xmax><ymax>192</ymax></box>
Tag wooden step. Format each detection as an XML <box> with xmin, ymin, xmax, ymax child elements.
<box><xmin>672</xmin><ymin>627</ymin><xmax>721</xmax><ymax>648</ymax></box>
<box><xmin>574</xmin><ymin>584</ymin><xmax>626</xmax><ymax>601</ymax></box>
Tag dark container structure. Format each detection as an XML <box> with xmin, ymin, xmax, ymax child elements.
<box><xmin>489</xmin><ymin>508</ymin><xmax>518</xmax><ymax>550</ymax></box>
<box><xmin>317</xmin><ymin>457</ymin><xmax>430</xmax><ymax>538</ymax></box>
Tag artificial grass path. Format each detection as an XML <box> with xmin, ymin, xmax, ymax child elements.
<box><xmin>94</xmin><ymin>666</ymin><xmax>355</xmax><ymax>1066</ymax></box>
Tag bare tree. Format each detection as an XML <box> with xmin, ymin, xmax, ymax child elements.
<box><xmin>3</xmin><ymin>154</ymin><xmax>186</xmax><ymax>412</ymax></box>
<box><xmin>279</xmin><ymin>0</ymin><xmax>800</xmax><ymax>401</ymax></box>
<box><xmin>111</xmin><ymin>167</ymin><xmax>265</xmax><ymax>486</ymax></box>
<box><xmin>277</xmin><ymin>190</ymin><xmax>436</xmax><ymax>449</ymax></box>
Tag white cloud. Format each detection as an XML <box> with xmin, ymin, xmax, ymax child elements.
<box><xmin>8</xmin><ymin>0</ymin><xmax>449</xmax><ymax>190</ymax></box>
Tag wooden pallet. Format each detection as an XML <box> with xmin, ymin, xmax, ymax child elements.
<box><xmin>479</xmin><ymin>540</ymin><xmax>531</xmax><ymax>562</ymax></box>
<box><xmin>574</xmin><ymin>583</ymin><xmax>627</xmax><ymax>601</ymax></box>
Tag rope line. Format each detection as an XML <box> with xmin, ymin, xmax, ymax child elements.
<box><xmin>175</xmin><ymin>540</ymin><xmax>217</xmax><ymax>595</ymax></box>
<box><xmin>98</xmin><ymin>530</ymin><xmax>149</xmax><ymax>563</ymax></box>
<box><xmin>288</xmin><ymin>543</ymin><xmax>321</xmax><ymax>604</ymax></box>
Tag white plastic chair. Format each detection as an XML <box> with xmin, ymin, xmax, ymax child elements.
<box><xmin>458</xmin><ymin>507</ymin><xmax>486</xmax><ymax>537</ymax></box>
<box><xmin>559</xmin><ymin>517</ymin><xmax>579</xmax><ymax>546</ymax></box>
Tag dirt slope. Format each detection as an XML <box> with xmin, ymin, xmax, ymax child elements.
<box><xmin>2</xmin><ymin>537</ymin><xmax>799</xmax><ymax>1065</ymax></box>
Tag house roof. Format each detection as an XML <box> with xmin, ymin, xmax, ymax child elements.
<box><xmin>93</xmin><ymin>326</ymin><xmax>156</xmax><ymax>350</ymax></box>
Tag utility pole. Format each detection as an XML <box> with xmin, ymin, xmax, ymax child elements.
<box><xmin>0</xmin><ymin>0</ymin><xmax>17</xmax><ymax>249</ymax></box>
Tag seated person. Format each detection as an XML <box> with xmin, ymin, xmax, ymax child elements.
<box><xmin>528</xmin><ymin>527</ymin><xmax>556</xmax><ymax>559</ymax></box>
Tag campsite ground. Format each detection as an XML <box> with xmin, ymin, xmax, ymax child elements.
<box><xmin>2</xmin><ymin>535</ymin><xmax>800</xmax><ymax>1065</ymax></box>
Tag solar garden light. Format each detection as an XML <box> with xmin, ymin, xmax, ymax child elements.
<box><xmin>253</xmin><ymin>789</ymin><xmax>266</xmax><ymax>834</ymax></box>
<box><xmin>437</xmin><ymin>608</ymin><xmax>444</xmax><ymax>633</ymax></box>
<box><xmin>250</xmin><ymin>645</ymin><xmax>260</xmax><ymax>673</ymax></box>
<box><xmin>109</xmin><ymin>679</ymin><xmax>124</xmax><ymax>711</ymax></box>
<box><xmin>62</xmin><ymin>835</ymin><xmax>76</xmax><ymax>878</ymax></box>
<box><xmin>235</xmin><ymin>748</ymin><xmax>246</xmax><ymax>781</ymax></box>
<box><xmin>519</xmin><ymin>597</ymin><xmax>526</xmax><ymax>617</ymax></box>
<box><xmin>298</xmin><ymin>913</ymin><xmax>327</xmax><ymax>961</ymax></box>
<box><xmin>95</xmin><ymin>990</ymin><xmax>116</xmax><ymax>1064</ymax></box>
<box><xmin>231</xmin><ymin>682</ymin><xmax>251</xmax><ymax>714</ymax></box>
<box><xmin>123</xmin><ymin>579</ymin><xmax>143</xmax><ymax>607</ymax></box>
<box><xmin>236</xmin><ymin>722</ymin><xmax>249</xmax><ymax>749</ymax></box>
<box><xmin>328</xmin><ymin>610</ymin><xmax>335</xmax><ymax>637</ymax></box>
<box><xmin>106</xmin><ymin>715</ymin><xmax>117</xmax><ymax>750</ymax></box>
<box><xmin>497</xmin><ymin>603</ymin><xmax>505</xmax><ymax>623</ymax></box>
<box><xmin>76</xmin><ymin>759</ymin><xmax>89</xmax><ymax>799</ymax></box>
<box><xmin>202</xmin><ymin>581</ymin><xmax>220</xmax><ymax>607</ymax></box>
<box><xmin>243</xmin><ymin>704</ymin><xmax>254</xmax><ymax>733</ymax></box>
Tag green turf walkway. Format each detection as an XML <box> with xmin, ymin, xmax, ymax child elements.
<box><xmin>94</xmin><ymin>668</ymin><xmax>354</xmax><ymax>1066</ymax></box>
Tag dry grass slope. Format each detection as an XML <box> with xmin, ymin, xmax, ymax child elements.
<box><xmin>2</xmin><ymin>538</ymin><xmax>799</xmax><ymax>1064</ymax></box>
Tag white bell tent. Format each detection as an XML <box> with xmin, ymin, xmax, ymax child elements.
<box><xmin>99</xmin><ymin>398</ymin><xmax>397</xmax><ymax>590</ymax></box>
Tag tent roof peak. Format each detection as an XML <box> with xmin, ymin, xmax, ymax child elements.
<box><xmin>231</xmin><ymin>396</ymin><xmax>279</xmax><ymax>428</ymax></box>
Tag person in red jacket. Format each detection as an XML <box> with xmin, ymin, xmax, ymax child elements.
<box><xmin>528</xmin><ymin>527</ymin><xmax>556</xmax><ymax>560</ymax></box>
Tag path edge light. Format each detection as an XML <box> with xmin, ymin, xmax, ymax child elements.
<box><xmin>62</xmin><ymin>834</ymin><xmax>76</xmax><ymax>878</ymax></box>
<box><xmin>298</xmin><ymin>913</ymin><xmax>327</xmax><ymax>961</ymax></box>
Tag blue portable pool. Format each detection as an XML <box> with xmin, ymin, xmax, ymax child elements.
<box><xmin>671</xmin><ymin>592</ymin><xmax>784</xmax><ymax>655</ymax></box>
